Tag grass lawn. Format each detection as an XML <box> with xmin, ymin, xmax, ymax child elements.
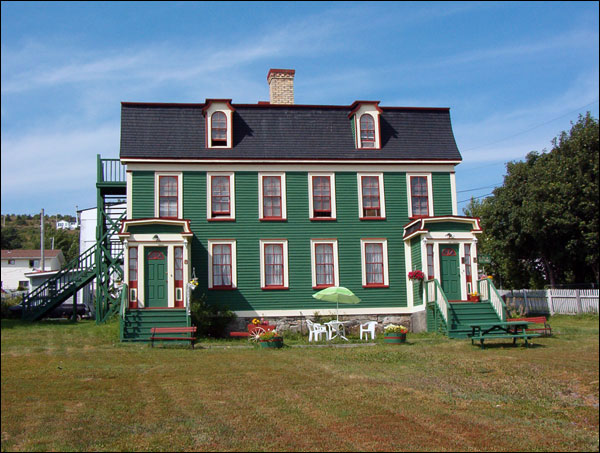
<box><xmin>1</xmin><ymin>315</ymin><xmax>598</xmax><ymax>452</ymax></box>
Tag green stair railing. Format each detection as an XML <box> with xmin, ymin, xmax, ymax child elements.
<box><xmin>478</xmin><ymin>278</ymin><xmax>507</xmax><ymax>321</ymax></box>
<box><xmin>425</xmin><ymin>278</ymin><xmax>450</xmax><ymax>335</ymax></box>
<box><xmin>22</xmin><ymin>212</ymin><xmax>125</xmax><ymax>321</ymax></box>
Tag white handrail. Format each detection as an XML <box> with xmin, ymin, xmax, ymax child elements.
<box><xmin>478</xmin><ymin>278</ymin><xmax>506</xmax><ymax>321</ymax></box>
<box><xmin>426</xmin><ymin>279</ymin><xmax>448</xmax><ymax>324</ymax></box>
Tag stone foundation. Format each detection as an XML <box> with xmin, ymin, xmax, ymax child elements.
<box><xmin>227</xmin><ymin>311</ymin><xmax>427</xmax><ymax>336</ymax></box>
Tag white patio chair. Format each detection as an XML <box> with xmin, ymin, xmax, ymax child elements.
<box><xmin>306</xmin><ymin>319</ymin><xmax>328</xmax><ymax>342</ymax></box>
<box><xmin>360</xmin><ymin>321</ymin><xmax>378</xmax><ymax>340</ymax></box>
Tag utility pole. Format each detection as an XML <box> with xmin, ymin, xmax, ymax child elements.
<box><xmin>40</xmin><ymin>209</ymin><xmax>45</xmax><ymax>271</ymax></box>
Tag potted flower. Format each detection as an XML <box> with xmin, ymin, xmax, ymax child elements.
<box><xmin>408</xmin><ymin>270</ymin><xmax>425</xmax><ymax>281</ymax></box>
<box><xmin>257</xmin><ymin>330</ymin><xmax>284</xmax><ymax>349</ymax></box>
<box><xmin>467</xmin><ymin>291</ymin><xmax>480</xmax><ymax>302</ymax></box>
<box><xmin>383</xmin><ymin>324</ymin><xmax>408</xmax><ymax>344</ymax></box>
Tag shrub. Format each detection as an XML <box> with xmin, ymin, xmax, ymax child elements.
<box><xmin>189</xmin><ymin>290</ymin><xmax>236</xmax><ymax>338</ymax></box>
<box><xmin>1</xmin><ymin>296</ymin><xmax>21</xmax><ymax>319</ymax></box>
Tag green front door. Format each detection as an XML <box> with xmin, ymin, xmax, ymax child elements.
<box><xmin>145</xmin><ymin>247</ymin><xmax>168</xmax><ymax>308</ymax></box>
<box><xmin>440</xmin><ymin>244</ymin><xmax>461</xmax><ymax>301</ymax></box>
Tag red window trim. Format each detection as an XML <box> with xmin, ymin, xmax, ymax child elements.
<box><xmin>212</xmin><ymin>243</ymin><xmax>233</xmax><ymax>289</ymax></box>
<box><xmin>262</xmin><ymin>175</ymin><xmax>283</xmax><ymax>220</ymax></box>
<box><xmin>210</xmin><ymin>175</ymin><xmax>231</xmax><ymax>218</ymax></box>
<box><xmin>360</xmin><ymin>175</ymin><xmax>381</xmax><ymax>219</ymax></box>
<box><xmin>158</xmin><ymin>175</ymin><xmax>179</xmax><ymax>219</ymax></box>
<box><xmin>312</xmin><ymin>175</ymin><xmax>332</xmax><ymax>218</ymax></box>
<box><xmin>174</xmin><ymin>246</ymin><xmax>184</xmax><ymax>307</ymax></box>
<box><xmin>310</xmin><ymin>217</ymin><xmax>337</xmax><ymax>221</ymax></box>
<box><xmin>359</xmin><ymin>114</ymin><xmax>376</xmax><ymax>148</ymax></box>
<box><xmin>314</xmin><ymin>242</ymin><xmax>335</xmax><ymax>289</ymax></box>
<box><xmin>263</xmin><ymin>243</ymin><xmax>285</xmax><ymax>289</ymax></box>
<box><xmin>364</xmin><ymin>242</ymin><xmax>385</xmax><ymax>287</ymax></box>
<box><xmin>211</xmin><ymin>111</ymin><xmax>227</xmax><ymax>146</ymax></box>
<box><xmin>427</xmin><ymin>244</ymin><xmax>435</xmax><ymax>280</ymax></box>
<box><xmin>410</xmin><ymin>176</ymin><xmax>429</xmax><ymax>218</ymax></box>
<box><xmin>128</xmin><ymin>247</ymin><xmax>138</xmax><ymax>309</ymax></box>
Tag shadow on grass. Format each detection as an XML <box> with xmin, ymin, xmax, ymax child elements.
<box><xmin>470</xmin><ymin>342</ymin><xmax>547</xmax><ymax>350</ymax></box>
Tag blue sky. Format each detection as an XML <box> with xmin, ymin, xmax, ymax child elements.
<box><xmin>1</xmin><ymin>1</ymin><xmax>598</xmax><ymax>216</ymax></box>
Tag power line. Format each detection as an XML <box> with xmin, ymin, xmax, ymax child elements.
<box><xmin>457</xmin><ymin>183</ymin><xmax>502</xmax><ymax>194</ymax></box>
<box><xmin>462</xmin><ymin>99</ymin><xmax>599</xmax><ymax>152</ymax></box>
<box><xmin>458</xmin><ymin>193</ymin><xmax>493</xmax><ymax>204</ymax></box>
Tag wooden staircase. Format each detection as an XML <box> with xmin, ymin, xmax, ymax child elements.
<box><xmin>21</xmin><ymin>213</ymin><xmax>125</xmax><ymax>322</ymax></box>
<box><xmin>426</xmin><ymin>278</ymin><xmax>506</xmax><ymax>338</ymax></box>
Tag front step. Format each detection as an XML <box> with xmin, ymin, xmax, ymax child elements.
<box><xmin>447</xmin><ymin>301</ymin><xmax>501</xmax><ymax>338</ymax></box>
<box><xmin>122</xmin><ymin>309</ymin><xmax>190</xmax><ymax>342</ymax></box>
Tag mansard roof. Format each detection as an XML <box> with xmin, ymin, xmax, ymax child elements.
<box><xmin>119</xmin><ymin>102</ymin><xmax>462</xmax><ymax>161</ymax></box>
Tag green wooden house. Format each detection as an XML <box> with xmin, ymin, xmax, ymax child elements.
<box><xmin>116</xmin><ymin>68</ymin><xmax>505</xmax><ymax>341</ymax></box>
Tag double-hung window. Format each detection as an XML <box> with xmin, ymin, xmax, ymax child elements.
<box><xmin>361</xmin><ymin>239</ymin><xmax>389</xmax><ymax>288</ymax></box>
<box><xmin>155</xmin><ymin>172</ymin><xmax>182</xmax><ymax>219</ymax></box>
<box><xmin>207</xmin><ymin>173</ymin><xmax>235</xmax><ymax>220</ymax></box>
<box><xmin>408</xmin><ymin>174</ymin><xmax>433</xmax><ymax>218</ymax></box>
<box><xmin>259</xmin><ymin>173</ymin><xmax>286</xmax><ymax>221</ymax></box>
<box><xmin>357</xmin><ymin>173</ymin><xmax>385</xmax><ymax>219</ymax></box>
<box><xmin>260</xmin><ymin>240</ymin><xmax>288</xmax><ymax>289</ymax></box>
<box><xmin>308</xmin><ymin>173</ymin><xmax>336</xmax><ymax>220</ymax></box>
<box><xmin>211</xmin><ymin>112</ymin><xmax>227</xmax><ymax>146</ymax></box>
<box><xmin>310</xmin><ymin>239</ymin><xmax>339</xmax><ymax>289</ymax></box>
<box><xmin>208</xmin><ymin>240</ymin><xmax>236</xmax><ymax>289</ymax></box>
<box><xmin>360</xmin><ymin>114</ymin><xmax>376</xmax><ymax>148</ymax></box>
<box><xmin>427</xmin><ymin>244</ymin><xmax>435</xmax><ymax>280</ymax></box>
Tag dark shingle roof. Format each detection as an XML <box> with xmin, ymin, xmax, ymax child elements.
<box><xmin>120</xmin><ymin>103</ymin><xmax>461</xmax><ymax>161</ymax></box>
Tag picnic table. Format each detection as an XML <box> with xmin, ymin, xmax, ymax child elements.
<box><xmin>468</xmin><ymin>321</ymin><xmax>541</xmax><ymax>349</ymax></box>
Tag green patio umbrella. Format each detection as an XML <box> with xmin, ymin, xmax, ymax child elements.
<box><xmin>312</xmin><ymin>286</ymin><xmax>360</xmax><ymax>320</ymax></box>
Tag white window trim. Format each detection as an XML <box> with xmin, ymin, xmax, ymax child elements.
<box><xmin>206</xmin><ymin>172</ymin><xmax>236</xmax><ymax>220</ymax></box>
<box><xmin>259</xmin><ymin>239</ymin><xmax>289</xmax><ymax>289</ymax></box>
<box><xmin>357</xmin><ymin>172</ymin><xmax>386</xmax><ymax>219</ymax></box>
<box><xmin>308</xmin><ymin>172</ymin><xmax>337</xmax><ymax>220</ymax></box>
<box><xmin>258</xmin><ymin>172</ymin><xmax>287</xmax><ymax>220</ymax></box>
<box><xmin>154</xmin><ymin>172</ymin><xmax>183</xmax><ymax>219</ymax></box>
<box><xmin>406</xmin><ymin>173</ymin><xmax>434</xmax><ymax>218</ymax></box>
<box><xmin>360</xmin><ymin>238</ymin><xmax>389</xmax><ymax>287</ymax></box>
<box><xmin>310</xmin><ymin>239</ymin><xmax>340</xmax><ymax>289</ymax></box>
<box><xmin>207</xmin><ymin>240</ymin><xmax>237</xmax><ymax>289</ymax></box>
<box><xmin>205</xmin><ymin>102</ymin><xmax>233</xmax><ymax>149</ymax></box>
<box><xmin>353</xmin><ymin>104</ymin><xmax>381</xmax><ymax>149</ymax></box>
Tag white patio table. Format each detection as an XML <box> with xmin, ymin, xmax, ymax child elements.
<box><xmin>325</xmin><ymin>320</ymin><xmax>350</xmax><ymax>341</ymax></box>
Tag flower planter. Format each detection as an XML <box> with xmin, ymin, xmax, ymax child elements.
<box><xmin>258</xmin><ymin>337</ymin><xmax>284</xmax><ymax>349</ymax></box>
<box><xmin>467</xmin><ymin>295</ymin><xmax>480</xmax><ymax>302</ymax></box>
<box><xmin>384</xmin><ymin>334</ymin><xmax>406</xmax><ymax>344</ymax></box>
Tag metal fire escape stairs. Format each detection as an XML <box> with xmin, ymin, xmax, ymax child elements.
<box><xmin>21</xmin><ymin>156</ymin><xmax>127</xmax><ymax>323</ymax></box>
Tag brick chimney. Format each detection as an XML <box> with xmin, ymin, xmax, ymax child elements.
<box><xmin>267</xmin><ymin>69</ymin><xmax>295</xmax><ymax>105</ymax></box>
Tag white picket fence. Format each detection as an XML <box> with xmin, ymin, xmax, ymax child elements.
<box><xmin>500</xmin><ymin>289</ymin><xmax>599</xmax><ymax>315</ymax></box>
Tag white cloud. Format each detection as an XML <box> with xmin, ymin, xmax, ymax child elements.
<box><xmin>1</xmin><ymin>124</ymin><xmax>120</xmax><ymax>211</ymax></box>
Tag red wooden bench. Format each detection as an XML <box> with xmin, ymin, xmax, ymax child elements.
<box><xmin>230</xmin><ymin>323</ymin><xmax>276</xmax><ymax>341</ymax></box>
<box><xmin>151</xmin><ymin>326</ymin><xmax>197</xmax><ymax>348</ymax></box>
<box><xmin>507</xmin><ymin>316</ymin><xmax>552</xmax><ymax>336</ymax></box>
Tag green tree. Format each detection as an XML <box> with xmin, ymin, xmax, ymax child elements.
<box><xmin>1</xmin><ymin>226</ymin><xmax>23</xmax><ymax>249</ymax></box>
<box><xmin>469</xmin><ymin>113</ymin><xmax>599</xmax><ymax>288</ymax></box>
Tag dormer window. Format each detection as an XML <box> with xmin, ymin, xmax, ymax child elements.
<box><xmin>349</xmin><ymin>101</ymin><xmax>382</xmax><ymax>149</ymax></box>
<box><xmin>203</xmin><ymin>99</ymin><xmax>234</xmax><ymax>148</ymax></box>
<box><xmin>211</xmin><ymin>112</ymin><xmax>227</xmax><ymax>146</ymax></box>
<box><xmin>360</xmin><ymin>114</ymin><xmax>375</xmax><ymax>148</ymax></box>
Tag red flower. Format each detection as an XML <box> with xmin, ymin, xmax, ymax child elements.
<box><xmin>408</xmin><ymin>270</ymin><xmax>425</xmax><ymax>280</ymax></box>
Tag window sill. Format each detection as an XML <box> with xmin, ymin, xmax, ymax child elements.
<box><xmin>313</xmin><ymin>285</ymin><xmax>335</xmax><ymax>290</ymax></box>
<box><xmin>363</xmin><ymin>284</ymin><xmax>389</xmax><ymax>288</ymax></box>
<box><xmin>260</xmin><ymin>218</ymin><xmax>287</xmax><ymax>222</ymax></box>
<box><xmin>209</xmin><ymin>286</ymin><xmax>236</xmax><ymax>290</ymax></box>
<box><xmin>310</xmin><ymin>217</ymin><xmax>336</xmax><ymax>221</ymax></box>
<box><xmin>207</xmin><ymin>218</ymin><xmax>236</xmax><ymax>222</ymax></box>
<box><xmin>409</xmin><ymin>215</ymin><xmax>430</xmax><ymax>220</ymax></box>
<box><xmin>261</xmin><ymin>286</ymin><xmax>289</xmax><ymax>290</ymax></box>
<box><xmin>360</xmin><ymin>216</ymin><xmax>386</xmax><ymax>221</ymax></box>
